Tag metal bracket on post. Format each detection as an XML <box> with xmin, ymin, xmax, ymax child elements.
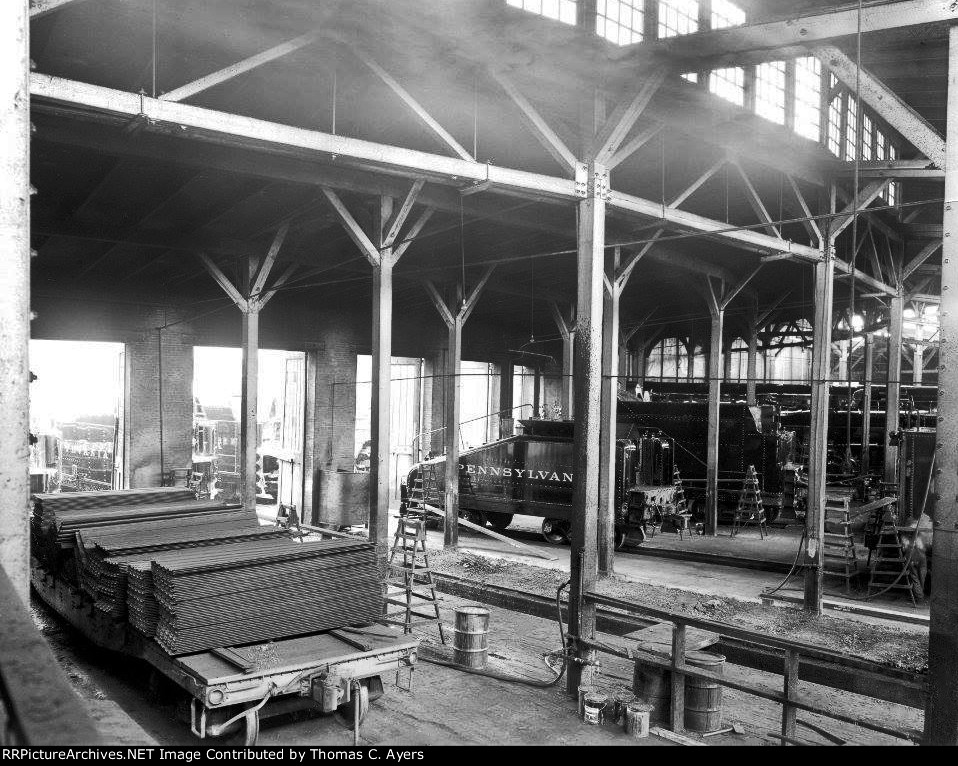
<box><xmin>589</xmin><ymin>164</ymin><xmax>610</xmax><ymax>203</ymax></box>
<box><xmin>574</xmin><ymin>161</ymin><xmax>589</xmax><ymax>198</ymax></box>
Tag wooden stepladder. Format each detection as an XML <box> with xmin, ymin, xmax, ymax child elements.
<box><xmin>383</xmin><ymin>514</ymin><xmax>446</xmax><ymax>643</ymax></box>
<box><xmin>405</xmin><ymin>464</ymin><xmax>440</xmax><ymax>521</ymax></box>
<box><xmin>670</xmin><ymin>466</ymin><xmax>694</xmax><ymax>540</ymax></box>
<box><xmin>822</xmin><ymin>495</ymin><xmax>859</xmax><ymax>594</ymax></box>
<box><xmin>731</xmin><ymin>465</ymin><xmax>768</xmax><ymax>539</ymax></box>
<box><xmin>868</xmin><ymin>515</ymin><xmax>918</xmax><ymax>607</ymax></box>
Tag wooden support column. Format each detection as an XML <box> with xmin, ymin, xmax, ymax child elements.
<box><xmin>198</xmin><ymin>222</ymin><xmax>288</xmax><ymax>513</ymax></box>
<box><xmin>747</xmin><ymin>303</ymin><xmax>759</xmax><ymax>406</ymax></box>
<box><xmin>804</xmin><ymin>234</ymin><xmax>835</xmax><ymax>615</ymax></box>
<box><xmin>424</xmin><ymin>267</ymin><xmax>496</xmax><ymax>549</ymax></box>
<box><xmin>0</xmin><ymin>0</ymin><xmax>30</xmax><ymax>600</ymax></box>
<box><xmin>704</xmin><ymin>280</ymin><xmax>725</xmax><ymax>537</ymax></box>
<box><xmin>498</xmin><ymin>360</ymin><xmax>514</xmax><ymax>437</ymax></box>
<box><xmin>239</xmin><ymin>305</ymin><xmax>260</xmax><ymax>511</ymax></box>
<box><xmin>884</xmin><ymin>291</ymin><xmax>904</xmax><ymax>483</ymax></box>
<box><xmin>598</xmin><ymin>253</ymin><xmax>621</xmax><ymax>576</ymax></box>
<box><xmin>370</xmin><ymin>254</ymin><xmax>393</xmax><ymax>548</ymax></box>
<box><xmin>567</xmin><ymin>160</ymin><xmax>606</xmax><ymax>694</ymax></box>
<box><xmin>861</xmin><ymin>333</ymin><xmax>874</xmax><ymax>476</ymax></box>
<box><xmin>598</xmin><ymin>245</ymin><xmax>655</xmax><ymax>573</ymax></box>
<box><xmin>924</xmin><ymin>23</ymin><xmax>958</xmax><ymax>746</ymax></box>
<box><xmin>551</xmin><ymin>302</ymin><xmax>575</xmax><ymax>418</ymax></box>
<box><xmin>322</xmin><ymin>185</ymin><xmax>433</xmax><ymax>550</ymax></box>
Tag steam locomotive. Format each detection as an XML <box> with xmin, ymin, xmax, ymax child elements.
<box><xmin>401</xmin><ymin>400</ymin><xmax>798</xmax><ymax>546</ymax></box>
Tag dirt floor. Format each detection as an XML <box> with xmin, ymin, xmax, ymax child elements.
<box><xmin>33</xmin><ymin>581</ymin><xmax>921</xmax><ymax>747</ymax></box>
<box><xmin>426</xmin><ymin>547</ymin><xmax>929</xmax><ymax>674</ymax></box>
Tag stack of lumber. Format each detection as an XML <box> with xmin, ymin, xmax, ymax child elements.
<box><xmin>77</xmin><ymin>513</ymin><xmax>284</xmax><ymax>619</ymax></box>
<box><xmin>152</xmin><ymin>538</ymin><xmax>383</xmax><ymax>655</ymax></box>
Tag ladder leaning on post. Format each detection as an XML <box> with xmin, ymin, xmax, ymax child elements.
<box><xmin>383</xmin><ymin>471</ymin><xmax>446</xmax><ymax>642</ymax></box>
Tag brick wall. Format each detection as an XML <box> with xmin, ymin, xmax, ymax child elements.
<box><xmin>125</xmin><ymin>330</ymin><xmax>194</xmax><ymax>488</ymax></box>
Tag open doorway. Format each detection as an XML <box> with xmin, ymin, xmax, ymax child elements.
<box><xmin>29</xmin><ymin>339</ymin><xmax>125</xmax><ymax>493</ymax></box>
<box><xmin>354</xmin><ymin>356</ymin><xmax>423</xmax><ymax>499</ymax></box>
<box><xmin>192</xmin><ymin>347</ymin><xmax>306</xmax><ymax>517</ymax></box>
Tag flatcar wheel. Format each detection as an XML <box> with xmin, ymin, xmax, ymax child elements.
<box><xmin>542</xmin><ymin>518</ymin><xmax>570</xmax><ymax>545</ymax></box>
<box><xmin>337</xmin><ymin>681</ymin><xmax>370</xmax><ymax>727</ymax></box>
<box><xmin>243</xmin><ymin>710</ymin><xmax>259</xmax><ymax>746</ymax></box>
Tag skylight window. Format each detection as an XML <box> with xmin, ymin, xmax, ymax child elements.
<box><xmin>793</xmin><ymin>56</ymin><xmax>821</xmax><ymax>141</ymax></box>
<box><xmin>709</xmin><ymin>67</ymin><xmax>744</xmax><ymax>106</ymax></box>
<box><xmin>712</xmin><ymin>0</ymin><xmax>746</xmax><ymax>29</ymax></box>
<box><xmin>659</xmin><ymin>0</ymin><xmax>698</xmax><ymax>38</ymax></box>
<box><xmin>755</xmin><ymin>61</ymin><xmax>786</xmax><ymax>125</ymax></box>
<box><xmin>845</xmin><ymin>97</ymin><xmax>858</xmax><ymax>160</ymax></box>
<box><xmin>597</xmin><ymin>0</ymin><xmax>644</xmax><ymax>45</ymax></box>
<box><xmin>827</xmin><ymin>94</ymin><xmax>842</xmax><ymax>157</ymax></box>
<box><xmin>862</xmin><ymin>114</ymin><xmax>874</xmax><ymax>161</ymax></box>
<box><xmin>506</xmin><ymin>0</ymin><xmax>577</xmax><ymax>25</ymax></box>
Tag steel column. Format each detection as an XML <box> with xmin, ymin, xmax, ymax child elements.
<box><xmin>598</xmin><ymin>276</ymin><xmax>620</xmax><ymax>576</ymax></box>
<box><xmin>0</xmin><ymin>0</ymin><xmax>30</xmax><ymax>601</ymax></box>
<box><xmin>567</xmin><ymin>162</ymin><xmax>606</xmax><ymax>694</ymax></box>
<box><xmin>924</xmin><ymin>23</ymin><xmax>958</xmax><ymax>747</ymax></box>
<box><xmin>370</xmin><ymin>258</ymin><xmax>393</xmax><ymax>550</ymax></box>
<box><xmin>804</xmin><ymin>241</ymin><xmax>835</xmax><ymax>614</ymax></box>
<box><xmin>240</xmin><ymin>307</ymin><xmax>260</xmax><ymax>512</ymax></box>
<box><xmin>884</xmin><ymin>292</ymin><xmax>904</xmax><ymax>483</ymax></box>
<box><xmin>861</xmin><ymin>334</ymin><xmax>874</xmax><ymax>475</ymax></box>
<box><xmin>705</xmin><ymin>303</ymin><xmax>724</xmax><ymax>536</ymax></box>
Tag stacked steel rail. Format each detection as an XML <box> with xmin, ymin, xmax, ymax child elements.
<box><xmin>151</xmin><ymin>538</ymin><xmax>383</xmax><ymax>655</ymax></box>
<box><xmin>76</xmin><ymin>512</ymin><xmax>286</xmax><ymax>619</ymax></box>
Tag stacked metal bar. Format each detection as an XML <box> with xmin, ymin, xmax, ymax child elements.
<box><xmin>79</xmin><ymin>514</ymin><xmax>286</xmax><ymax>620</ymax></box>
<box><xmin>127</xmin><ymin>561</ymin><xmax>159</xmax><ymax>636</ymax></box>
<box><xmin>31</xmin><ymin>488</ymin><xmax>197</xmax><ymax>563</ymax></box>
<box><xmin>152</xmin><ymin>538</ymin><xmax>383</xmax><ymax>655</ymax></box>
<box><xmin>74</xmin><ymin>508</ymin><xmax>246</xmax><ymax>595</ymax></box>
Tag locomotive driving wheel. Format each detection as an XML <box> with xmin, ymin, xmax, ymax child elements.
<box><xmin>541</xmin><ymin>518</ymin><xmax>571</xmax><ymax>544</ymax></box>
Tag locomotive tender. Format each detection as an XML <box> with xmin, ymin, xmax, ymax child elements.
<box><xmin>402</xmin><ymin>400</ymin><xmax>798</xmax><ymax>546</ymax></box>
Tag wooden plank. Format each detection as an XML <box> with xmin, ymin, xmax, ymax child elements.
<box><xmin>623</xmin><ymin>622</ymin><xmax>718</xmax><ymax>658</ymax></box>
<box><xmin>421</xmin><ymin>505</ymin><xmax>557</xmax><ymax>561</ymax></box>
<box><xmin>160</xmin><ymin>32</ymin><xmax>320</xmax><ymax>103</ymax></box>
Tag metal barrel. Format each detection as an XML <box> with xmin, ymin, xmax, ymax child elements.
<box><xmin>684</xmin><ymin>651</ymin><xmax>725</xmax><ymax>733</ymax></box>
<box><xmin>633</xmin><ymin>660</ymin><xmax>671</xmax><ymax>723</ymax></box>
<box><xmin>452</xmin><ymin>606</ymin><xmax>490</xmax><ymax>668</ymax></box>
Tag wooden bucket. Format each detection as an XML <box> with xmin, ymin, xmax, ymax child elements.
<box><xmin>684</xmin><ymin>651</ymin><xmax>725</xmax><ymax>733</ymax></box>
<box><xmin>453</xmin><ymin>606</ymin><xmax>490</xmax><ymax>668</ymax></box>
<box><xmin>632</xmin><ymin>660</ymin><xmax>671</xmax><ymax>723</ymax></box>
